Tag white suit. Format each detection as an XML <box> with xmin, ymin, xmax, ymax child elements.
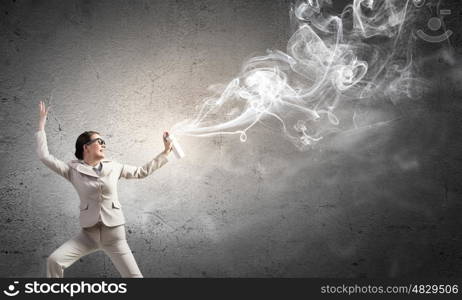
<box><xmin>35</xmin><ymin>130</ymin><xmax>169</xmax><ymax>277</ymax></box>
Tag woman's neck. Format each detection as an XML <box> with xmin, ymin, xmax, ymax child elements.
<box><xmin>83</xmin><ymin>157</ymin><xmax>101</xmax><ymax>167</ymax></box>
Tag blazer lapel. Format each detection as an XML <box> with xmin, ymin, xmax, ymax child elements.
<box><xmin>100</xmin><ymin>160</ymin><xmax>113</xmax><ymax>177</ymax></box>
<box><xmin>75</xmin><ymin>164</ymin><xmax>99</xmax><ymax>178</ymax></box>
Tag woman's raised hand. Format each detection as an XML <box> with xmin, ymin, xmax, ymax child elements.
<box><xmin>38</xmin><ymin>100</ymin><xmax>50</xmax><ymax>131</ymax></box>
<box><xmin>162</xmin><ymin>131</ymin><xmax>173</xmax><ymax>155</ymax></box>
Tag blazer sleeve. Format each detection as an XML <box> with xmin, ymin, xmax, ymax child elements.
<box><xmin>35</xmin><ymin>130</ymin><xmax>71</xmax><ymax>181</ymax></box>
<box><xmin>119</xmin><ymin>152</ymin><xmax>169</xmax><ymax>179</ymax></box>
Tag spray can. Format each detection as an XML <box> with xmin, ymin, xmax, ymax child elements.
<box><xmin>164</xmin><ymin>132</ymin><xmax>185</xmax><ymax>159</ymax></box>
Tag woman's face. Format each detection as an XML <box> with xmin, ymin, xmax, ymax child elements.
<box><xmin>84</xmin><ymin>133</ymin><xmax>106</xmax><ymax>160</ymax></box>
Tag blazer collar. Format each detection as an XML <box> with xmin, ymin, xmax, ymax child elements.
<box><xmin>70</xmin><ymin>160</ymin><xmax>113</xmax><ymax>178</ymax></box>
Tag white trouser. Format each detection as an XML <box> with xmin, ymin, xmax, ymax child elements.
<box><xmin>47</xmin><ymin>222</ymin><xmax>142</xmax><ymax>278</ymax></box>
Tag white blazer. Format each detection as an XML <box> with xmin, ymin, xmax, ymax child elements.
<box><xmin>36</xmin><ymin>130</ymin><xmax>169</xmax><ymax>228</ymax></box>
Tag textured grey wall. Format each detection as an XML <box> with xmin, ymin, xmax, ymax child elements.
<box><xmin>1</xmin><ymin>0</ymin><xmax>462</xmax><ymax>278</ymax></box>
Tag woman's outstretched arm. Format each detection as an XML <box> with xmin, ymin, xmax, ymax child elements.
<box><xmin>119</xmin><ymin>133</ymin><xmax>173</xmax><ymax>179</ymax></box>
<box><xmin>36</xmin><ymin>101</ymin><xmax>71</xmax><ymax>181</ymax></box>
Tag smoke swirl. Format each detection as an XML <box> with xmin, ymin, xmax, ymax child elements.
<box><xmin>172</xmin><ymin>0</ymin><xmax>424</xmax><ymax>151</ymax></box>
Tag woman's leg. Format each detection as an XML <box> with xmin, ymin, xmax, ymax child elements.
<box><xmin>47</xmin><ymin>226</ymin><xmax>100</xmax><ymax>278</ymax></box>
<box><xmin>101</xmin><ymin>224</ymin><xmax>143</xmax><ymax>278</ymax></box>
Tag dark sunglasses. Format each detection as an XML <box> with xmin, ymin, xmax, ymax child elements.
<box><xmin>86</xmin><ymin>137</ymin><xmax>106</xmax><ymax>146</ymax></box>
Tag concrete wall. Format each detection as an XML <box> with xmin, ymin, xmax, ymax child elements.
<box><xmin>1</xmin><ymin>0</ymin><xmax>461</xmax><ymax>277</ymax></box>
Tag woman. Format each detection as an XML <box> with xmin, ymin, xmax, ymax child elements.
<box><xmin>36</xmin><ymin>100</ymin><xmax>173</xmax><ymax>278</ymax></box>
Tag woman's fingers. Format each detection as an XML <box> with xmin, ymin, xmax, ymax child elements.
<box><xmin>38</xmin><ymin>100</ymin><xmax>49</xmax><ymax>118</ymax></box>
<box><xmin>39</xmin><ymin>101</ymin><xmax>49</xmax><ymax>114</ymax></box>
<box><xmin>162</xmin><ymin>134</ymin><xmax>172</xmax><ymax>152</ymax></box>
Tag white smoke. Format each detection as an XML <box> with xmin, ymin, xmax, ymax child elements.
<box><xmin>171</xmin><ymin>0</ymin><xmax>424</xmax><ymax>151</ymax></box>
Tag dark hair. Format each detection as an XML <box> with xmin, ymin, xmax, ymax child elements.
<box><xmin>75</xmin><ymin>131</ymin><xmax>100</xmax><ymax>160</ymax></box>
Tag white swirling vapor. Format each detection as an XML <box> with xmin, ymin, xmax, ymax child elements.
<box><xmin>171</xmin><ymin>0</ymin><xmax>424</xmax><ymax>151</ymax></box>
